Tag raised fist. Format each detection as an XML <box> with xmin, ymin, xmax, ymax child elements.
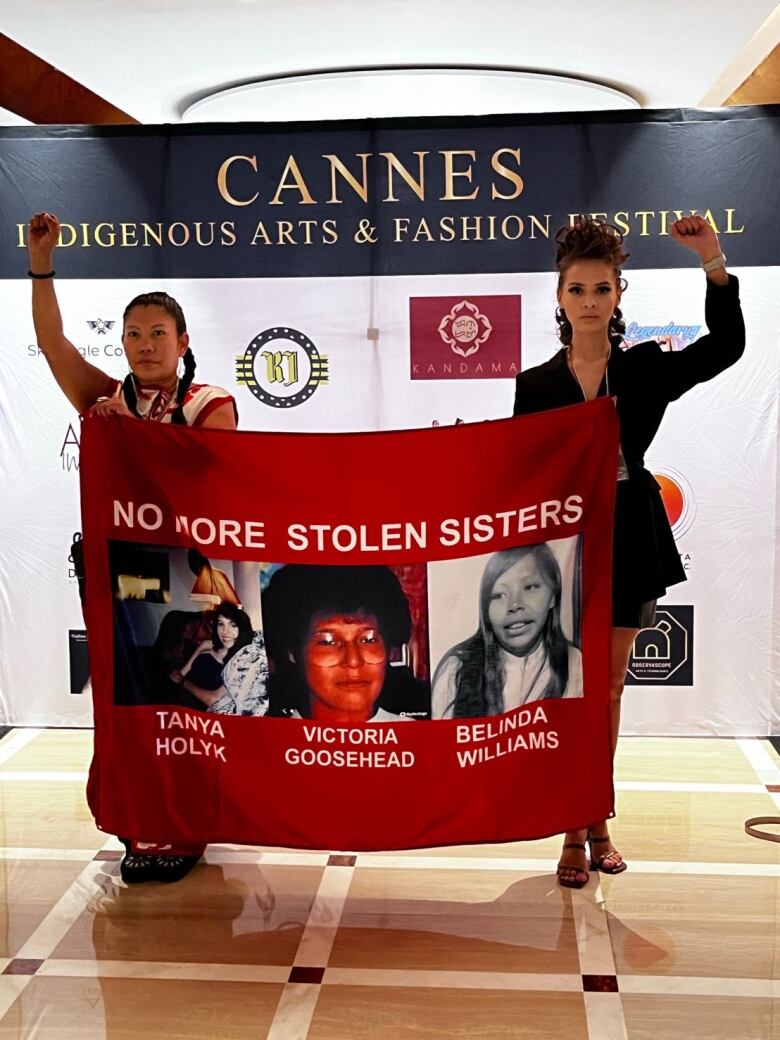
<box><xmin>670</xmin><ymin>215</ymin><xmax>720</xmax><ymax>259</ymax></box>
<box><xmin>28</xmin><ymin>212</ymin><xmax>62</xmax><ymax>264</ymax></box>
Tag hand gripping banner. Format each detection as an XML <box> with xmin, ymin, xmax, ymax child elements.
<box><xmin>81</xmin><ymin>398</ymin><xmax>618</xmax><ymax>850</ymax></box>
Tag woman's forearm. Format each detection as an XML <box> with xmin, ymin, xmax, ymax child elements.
<box><xmin>31</xmin><ymin>278</ymin><xmax>113</xmax><ymax>412</ymax></box>
<box><xmin>183</xmin><ymin>681</ymin><xmax>225</xmax><ymax>708</ymax></box>
<box><xmin>31</xmin><ymin>276</ymin><xmax>66</xmax><ymax>350</ymax></box>
<box><xmin>705</xmin><ymin>266</ymin><xmax>729</xmax><ymax>287</ymax></box>
<box><xmin>180</xmin><ymin>647</ymin><xmax>206</xmax><ymax>677</ymax></box>
<box><xmin>28</xmin><ymin>212</ymin><xmax>113</xmax><ymax>412</ymax></box>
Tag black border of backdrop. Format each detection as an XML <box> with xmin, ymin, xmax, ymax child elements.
<box><xmin>1</xmin><ymin>105</ymin><xmax>778</xmax><ymax>277</ymax></box>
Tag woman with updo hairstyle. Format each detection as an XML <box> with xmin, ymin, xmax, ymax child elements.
<box><xmin>27</xmin><ymin>212</ymin><xmax>239</xmax><ymax>885</ymax></box>
<box><xmin>513</xmin><ymin>214</ymin><xmax>745</xmax><ymax>888</ymax></box>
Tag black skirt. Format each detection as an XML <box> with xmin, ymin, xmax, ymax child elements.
<box><xmin>612</xmin><ymin>469</ymin><xmax>686</xmax><ymax>628</ymax></box>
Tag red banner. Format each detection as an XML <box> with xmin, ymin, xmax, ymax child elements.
<box><xmin>81</xmin><ymin>400</ymin><xmax>618</xmax><ymax>850</ymax></box>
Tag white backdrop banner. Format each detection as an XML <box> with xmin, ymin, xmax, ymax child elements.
<box><xmin>0</xmin><ymin>107</ymin><xmax>778</xmax><ymax>733</ymax></box>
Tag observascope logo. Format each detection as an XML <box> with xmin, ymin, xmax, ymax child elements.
<box><xmin>626</xmin><ymin>606</ymin><xmax>694</xmax><ymax>686</ymax></box>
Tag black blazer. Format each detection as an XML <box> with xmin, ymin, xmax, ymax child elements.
<box><xmin>512</xmin><ymin>275</ymin><xmax>745</xmax><ymax>605</ymax></box>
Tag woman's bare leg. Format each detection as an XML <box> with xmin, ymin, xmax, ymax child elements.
<box><xmin>558</xmin><ymin>627</ymin><xmax>639</xmax><ymax>883</ymax></box>
<box><xmin>587</xmin><ymin>626</ymin><xmax>639</xmax><ymax>867</ymax></box>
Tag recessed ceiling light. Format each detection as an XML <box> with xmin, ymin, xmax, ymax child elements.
<box><xmin>181</xmin><ymin>66</ymin><xmax>638</xmax><ymax>122</ymax></box>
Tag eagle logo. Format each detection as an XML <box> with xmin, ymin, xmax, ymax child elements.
<box><xmin>86</xmin><ymin>319</ymin><xmax>116</xmax><ymax>335</ymax></box>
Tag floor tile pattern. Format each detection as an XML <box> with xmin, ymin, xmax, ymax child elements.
<box><xmin>0</xmin><ymin>729</ymin><xmax>777</xmax><ymax>1038</ymax></box>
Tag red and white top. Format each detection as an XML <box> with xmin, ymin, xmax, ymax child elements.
<box><xmin>105</xmin><ymin>378</ymin><xmax>237</xmax><ymax>427</ymax></box>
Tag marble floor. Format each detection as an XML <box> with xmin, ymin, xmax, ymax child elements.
<box><xmin>0</xmin><ymin>728</ymin><xmax>778</xmax><ymax>1038</ymax></box>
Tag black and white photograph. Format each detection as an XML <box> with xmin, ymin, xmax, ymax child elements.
<box><xmin>428</xmin><ymin>536</ymin><xmax>584</xmax><ymax>718</ymax></box>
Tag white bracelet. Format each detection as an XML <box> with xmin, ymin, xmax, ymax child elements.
<box><xmin>702</xmin><ymin>252</ymin><xmax>727</xmax><ymax>273</ymax></box>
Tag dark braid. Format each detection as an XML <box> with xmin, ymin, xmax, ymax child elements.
<box><xmin>172</xmin><ymin>347</ymin><xmax>197</xmax><ymax>425</ymax></box>
<box><xmin>121</xmin><ymin>291</ymin><xmax>196</xmax><ymax>424</ymax></box>
<box><xmin>121</xmin><ymin>372</ymin><xmax>141</xmax><ymax>417</ymax></box>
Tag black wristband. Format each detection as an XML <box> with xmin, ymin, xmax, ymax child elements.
<box><xmin>28</xmin><ymin>269</ymin><xmax>55</xmax><ymax>279</ymax></box>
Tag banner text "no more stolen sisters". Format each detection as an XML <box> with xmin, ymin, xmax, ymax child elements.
<box><xmin>111</xmin><ymin>496</ymin><xmax>584</xmax><ymax>553</ymax></box>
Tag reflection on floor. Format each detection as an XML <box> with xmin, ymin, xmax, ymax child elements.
<box><xmin>0</xmin><ymin>729</ymin><xmax>778</xmax><ymax>1039</ymax></box>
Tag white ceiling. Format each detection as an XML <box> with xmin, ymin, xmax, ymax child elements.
<box><xmin>0</xmin><ymin>105</ymin><xmax>30</xmax><ymax>125</ymax></box>
<box><xmin>2</xmin><ymin>0</ymin><xmax>779</xmax><ymax>123</ymax></box>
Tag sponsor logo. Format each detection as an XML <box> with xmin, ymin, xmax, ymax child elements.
<box><xmin>236</xmin><ymin>327</ymin><xmax>328</xmax><ymax>408</ymax></box>
<box><xmin>438</xmin><ymin>300</ymin><xmax>492</xmax><ymax>358</ymax></box>
<box><xmin>410</xmin><ymin>295</ymin><xmax>521</xmax><ymax>380</ymax></box>
<box><xmin>61</xmin><ymin>423</ymin><xmax>80</xmax><ymax>474</ymax></box>
<box><xmin>28</xmin><ymin>317</ymin><xmax>122</xmax><ymax>361</ymax></box>
<box><xmin>652</xmin><ymin>466</ymin><xmax>695</xmax><ymax>540</ymax></box>
<box><xmin>86</xmin><ymin>318</ymin><xmax>116</xmax><ymax>335</ymax></box>
<box><xmin>626</xmin><ymin>606</ymin><xmax>693</xmax><ymax>685</ymax></box>
<box><xmin>624</xmin><ymin>321</ymin><xmax>701</xmax><ymax>352</ymax></box>
<box><xmin>69</xmin><ymin>630</ymin><xmax>90</xmax><ymax>694</ymax></box>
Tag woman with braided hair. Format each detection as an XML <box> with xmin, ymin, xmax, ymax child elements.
<box><xmin>27</xmin><ymin>213</ymin><xmax>237</xmax><ymax>430</ymax></box>
<box><xmin>513</xmin><ymin>214</ymin><xmax>745</xmax><ymax>888</ymax></box>
<box><xmin>27</xmin><ymin>211</ymin><xmax>238</xmax><ymax>884</ymax></box>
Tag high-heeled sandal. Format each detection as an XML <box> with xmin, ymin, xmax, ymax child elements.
<box><xmin>588</xmin><ymin>833</ymin><xmax>627</xmax><ymax>875</ymax></box>
<box><xmin>556</xmin><ymin>842</ymin><xmax>590</xmax><ymax>889</ymax></box>
<box><xmin>154</xmin><ymin>854</ymin><xmax>201</xmax><ymax>884</ymax></box>
<box><xmin>120</xmin><ymin>852</ymin><xmax>157</xmax><ymax>884</ymax></box>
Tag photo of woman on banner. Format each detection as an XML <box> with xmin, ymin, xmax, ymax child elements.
<box><xmin>111</xmin><ymin>543</ymin><xmax>269</xmax><ymax>716</ymax></box>
<box><xmin>217</xmin><ymin>630</ymin><xmax>271</xmax><ymax>716</ymax></box>
<box><xmin>512</xmin><ymin>214</ymin><xmax>745</xmax><ymax>889</ymax></box>
<box><xmin>169</xmin><ymin>601</ymin><xmax>254</xmax><ymax>709</ymax></box>
<box><xmin>261</xmin><ymin>564</ymin><xmax>429</xmax><ymax>723</ymax></box>
<box><xmin>431</xmin><ymin>542</ymin><xmax>582</xmax><ymax>719</ymax></box>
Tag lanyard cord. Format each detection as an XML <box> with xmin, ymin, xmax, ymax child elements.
<box><xmin>566</xmin><ymin>344</ymin><xmax>630</xmax><ymax>481</ymax></box>
<box><xmin>566</xmin><ymin>344</ymin><xmax>611</xmax><ymax>401</ymax></box>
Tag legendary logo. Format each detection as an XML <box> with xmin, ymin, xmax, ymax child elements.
<box><xmin>410</xmin><ymin>295</ymin><xmax>521</xmax><ymax>380</ymax></box>
<box><xmin>652</xmin><ymin>466</ymin><xmax>695</xmax><ymax>540</ymax></box>
<box><xmin>625</xmin><ymin>606</ymin><xmax>694</xmax><ymax>686</ymax></box>
<box><xmin>87</xmin><ymin>319</ymin><xmax>116</xmax><ymax>335</ymax></box>
<box><xmin>236</xmin><ymin>327</ymin><xmax>328</xmax><ymax>408</ymax></box>
<box><xmin>623</xmin><ymin>321</ymin><xmax>701</xmax><ymax>352</ymax></box>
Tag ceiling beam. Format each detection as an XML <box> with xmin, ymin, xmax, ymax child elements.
<box><xmin>726</xmin><ymin>43</ymin><xmax>780</xmax><ymax>104</ymax></box>
<box><xmin>0</xmin><ymin>32</ymin><xmax>139</xmax><ymax>124</ymax></box>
